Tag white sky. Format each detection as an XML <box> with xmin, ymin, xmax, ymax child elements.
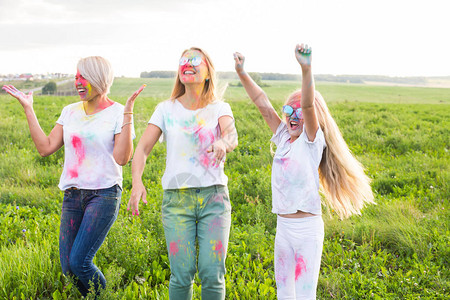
<box><xmin>0</xmin><ymin>0</ymin><xmax>449</xmax><ymax>77</ymax></box>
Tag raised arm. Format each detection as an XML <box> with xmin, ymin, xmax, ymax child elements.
<box><xmin>295</xmin><ymin>44</ymin><xmax>319</xmax><ymax>141</ymax></box>
<box><xmin>2</xmin><ymin>85</ymin><xmax>63</xmax><ymax>156</ymax></box>
<box><xmin>128</xmin><ymin>124</ymin><xmax>162</xmax><ymax>216</ymax></box>
<box><xmin>233</xmin><ymin>52</ymin><xmax>281</xmax><ymax>134</ymax></box>
<box><xmin>113</xmin><ymin>84</ymin><xmax>146</xmax><ymax>166</ymax></box>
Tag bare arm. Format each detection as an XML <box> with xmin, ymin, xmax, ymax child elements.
<box><xmin>113</xmin><ymin>84</ymin><xmax>146</xmax><ymax>166</ymax></box>
<box><xmin>2</xmin><ymin>85</ymin><xmax>63</xmax><ymax>156</ymax></box>
<box><xmin>127</xmin><ymin>123</ymin><xmax>162</xmax><ymax>215</ymax></box>
<box><xmin>207</xmin><ymin>115</ymin><xmax>238</xmax><ymax>167</ymax></box>
<box><xmin>233</xmin><ymin>52</ymin><xmax>281</xmax><ymax>134</ymax></box>
<box><xmin>295</xmin><ymin>44</ymin><xmax>319</xmax><ymax>141</ymax></box>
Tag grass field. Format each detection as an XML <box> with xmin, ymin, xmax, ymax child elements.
<box><xmin>0</xmin><ymin>78</ymin><xmax>449</xmax><ymax>299</ymax></box>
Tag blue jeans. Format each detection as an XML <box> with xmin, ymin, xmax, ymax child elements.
<box><xmin>59</xmin><ymin>184</ymin><xmax>121</xmax><ymax>297</ymax></box>
<box><xmin>162</xmin><ymin>185</ymin><xmax>232</xmax><ymax>300</ymax></box>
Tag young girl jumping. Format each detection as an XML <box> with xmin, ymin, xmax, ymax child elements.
<box><xmin>234</xmin><ymin>44</ymin><xmax>374</xmax><ymax>299</ymax></box>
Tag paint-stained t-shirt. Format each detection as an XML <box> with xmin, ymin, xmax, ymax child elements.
<box><xmin>270</xmin><ymin>122</ymin><xmax>326</xmax><ymax>215</ymax></box>
<box><xmin>56</xmin><ymin>102</ymin><xmax>135</xmax><ymax>190</ymax></box>
<box><xmin>149</xmin><ymin>99</ymin><xmax>234</xmax><ymax>189</ymax></box>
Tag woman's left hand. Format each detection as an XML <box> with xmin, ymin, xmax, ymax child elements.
<box><xmin>124</xmin><ymin>84</ymin><xmax>146</xmax><ymax>112</ymax></box>
<box><xmin>207</xmin><ymin>139</ymin><xmax>226</xmax><ymax>167</ymax></box>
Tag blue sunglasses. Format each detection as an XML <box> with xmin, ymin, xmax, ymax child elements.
<box><xmin>179</xmin><ymin>56</ymin><xmax>203</xmax><ymax>67</ymax></box>
<box><xmin>283</xmin><ymin>105</ymin><xmax>303</xmax><ymax>120</ymax></box>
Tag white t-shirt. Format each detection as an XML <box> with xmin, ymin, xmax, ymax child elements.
<box><xmin>56</xmin><ymin>102</ymin><xmax>135</xmax><ymax>190</ymax></box>
<box><xmin>270</xmin><ymin>122</ymin><xmax>326</xmax><ymax>215</ymax></box>
<box><xmin>149</xmin><ymin>99</ymin><xmax>234</xmax><ymax>190</ymax></box>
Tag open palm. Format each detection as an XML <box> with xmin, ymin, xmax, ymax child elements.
<box><xmin>2</xmin><ymin>85</ymin><xmax>33</xmax><ymax>108</ymax></box>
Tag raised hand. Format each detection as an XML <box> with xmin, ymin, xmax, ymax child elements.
<box><xmin>124</xmin><ymin>84</ymin><xmax>146</xmax><ymax>113</ymax></box>
<box><xmin>233</xmin><ymin>52</ymin><xmax>246</xmax><ymax>75</ymax></box>
<box><xmin>2</xmin><ymin>85</ymin><xmax>34</xmax><ymax>109</ymax></box>
<box><xmin>295</xmin><ymin>43</ymin><xmax>312</xmax><ymax>69</ymax></box>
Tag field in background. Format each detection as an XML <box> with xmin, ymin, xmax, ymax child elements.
<box><xmin>0</xmin><ymin>78</ymin><xmax>448</xmax><ymax>299</ymax></box>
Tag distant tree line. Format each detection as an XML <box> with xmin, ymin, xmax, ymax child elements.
<box><xmin>140</xmin><ymin>71</ymin><xmax>176</xmax><ymax>78</ymax></box>
<box><xmin>140</xmin><ymin>70</ymin><xmax>429</xmax><ymax>85</ymax></box>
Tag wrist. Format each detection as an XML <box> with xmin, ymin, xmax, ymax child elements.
<box><xmin>23</xmin><ymin>106</ymin><xmax>34</xmax><ymax>115</ymax></box>
<box><xmin>301</xmin><ymin>65</ymin><xmax>312</xmax><ymax>74</ymax></box>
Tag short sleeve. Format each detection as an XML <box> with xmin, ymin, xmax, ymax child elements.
<box><xmin>148</xmin><ymin>102</ymin><xmax>165</xmax><ymax>132</ymax></box>
<box><xmin>56</xmin><ymin>106</ymin><xmax>69</xmax><ymax>126</ymax></box>
<box><xmin>217</xmin><ymin>102</ymin><xmax>234</xmax><ymax>119</ymax></box>
<box><xmin>303</xmin><ymin>126</ymin><xmax>326</xmax><ymax>163</ymax></box>
<box><xmin>270</xmin><ymin>121</ymin><xmax>290</xmax><ymax>146</ymax></box>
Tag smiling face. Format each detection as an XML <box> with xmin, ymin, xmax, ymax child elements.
<box><xmin>75</xmin><ymin>70</ymin><xmax>99</xmax><ymax>101</ymax></box>
<box><xmin>284</xmin><ymin>98</ymin><xmax>304</xmax><ymax>139</ymax></box>
<box><xmin>178</xmin><ymin>50</ymin><xmax>209</xmax><ymax>85</ymax></box>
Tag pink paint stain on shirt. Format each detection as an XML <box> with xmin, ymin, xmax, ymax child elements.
<box><xmin>295</xmin><ymin>253</ymin><xmax>307</xmax><ymax>280</ymax></box>
<box><xmin>70</xmin><ymin>219</ymin><xmax>75</xmax><ymax>229</ymax></box>
<box><xmin>68</xmin><ymin>135</ymin><xmax>86</xmax><ymax>178</ymax></box>
<box><xmin>169</xmin><ymin>241</ymin><xmax>179</xmax><ymax>256</ymax></box>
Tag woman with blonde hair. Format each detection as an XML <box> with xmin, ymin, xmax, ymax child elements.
<box><xmin>234</xmin><ymin>44</ymin><xmax>374</xmax><ymax>299</ymax></box>
<box><xmin>3</xmin><ymin>56</ymin><xmax>145</xmax><ymax>297</ymax></box>
<box><xmin>128</xmin><ymin>47</ymin><xmax>238</xmax><ymax>299</ymax></box>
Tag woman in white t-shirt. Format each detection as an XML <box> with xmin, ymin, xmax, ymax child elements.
<box><xmin>233</xmin><ymin>45</ymin><xmax>375</xmax><ymax>299</ymax></box>
<box><xmin>2</xmin><ymin>56</ymin><xmax>145</xmax><ymax>297</ymax></box>
<box><xmin>128</xmin><ymin>47</ymin><xmax>238</xmax><ymax>299</ymax></box>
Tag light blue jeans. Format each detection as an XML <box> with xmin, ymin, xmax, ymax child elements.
<box><xmin>162</xmin><ymin>185</ymin><xmax>232</xmax><ymax>300</ymax></box>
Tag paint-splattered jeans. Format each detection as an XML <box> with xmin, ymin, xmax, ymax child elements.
<box><xmin>59</xmin><ymin>184</ymin><xmax>121</xmax><ymax>297</ymax></box>
<box><xmin>275</xmin><ymin>215</ymin><xmax>324</xmax><ymax>300</ymax></box>
<box><xmin>162</xmin><ymin>185</ymin><xmax>232</xmax><ymax>300</ymax></box>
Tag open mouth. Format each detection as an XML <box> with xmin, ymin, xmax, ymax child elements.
<box><xmin>77</xmin><ymin>88</ymin><xmax>86</xmax><ymax>94</ymax></box>
<box><xmin>183</xmin><ymin>70</ymin><xmax>195</xmax><ymax>75</ymax></box>
<box><xmin>289</xmin><ymin>121</ymin><xmax>300</xmax><ymax>130</ymax></box>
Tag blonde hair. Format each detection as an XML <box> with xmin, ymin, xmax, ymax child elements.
<box><xmin>287</xmin><ymin>90</ymin><xmax>375</xmax><ymax>219</ymax></box>
<box><xmin>170</xmin><ymin>47</ymin><xmax>218</xmax><ymax>105</ymax></box>
<box><xmin>77</xmin><ymin>56</ymin><xmax>114</xmax><ymax>95</ymax></box>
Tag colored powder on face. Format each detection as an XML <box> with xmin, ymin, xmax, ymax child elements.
<box><xmin>295</xmin><ymin>253</ymin><xmax>307</xmax><ymax>280</ymax></box>
<box><xmin>169</xmin><ymin>241</ymin><xmax>179</xmax><ymax>256</ymax></box>
<box><xmin>86</xmin><ymin>82</ymin><xmax>92</xmax><ymax>97</ymax></box>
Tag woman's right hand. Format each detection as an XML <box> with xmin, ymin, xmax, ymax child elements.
<box><xmin>233</xmin><ymin>52</ymin><xmax>246</xmax><ymax>75</ymax></box>
<box><xmin>128</xmin><ymin>181</ymin><xmax>148</xmax><ymax>216</ymax></box>
<box><xmin>2</xmin><ymin>85</ymin><xmax>34</xmax><ymax>109</ymax></box>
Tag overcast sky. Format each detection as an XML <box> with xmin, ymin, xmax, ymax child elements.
<box><xmin>0</xmin><ymin>0</ymin><xmax>448</xmax><ymax>77</ymax></box>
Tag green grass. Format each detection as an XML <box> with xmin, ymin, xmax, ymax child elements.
<box><xmin>0</xmin><ymin>78</ymin><xmax>448</xmax><ymax>299</ymax></box>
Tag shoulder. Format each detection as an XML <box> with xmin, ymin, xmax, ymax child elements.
<box><xmin>63</xmin><ymin>102</ymin><xmax>83</xmax><ymax>111</ymax></box>
<box><xmin>156</xmin><ymin>99</ymin><xmax>175</xmax><ymax>110</ymax></box>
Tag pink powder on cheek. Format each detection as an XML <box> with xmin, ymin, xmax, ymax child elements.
<box><xmin>294</xmin><ymin>253</ymin><xmax>307</xmax><ymax>280</ymax></box>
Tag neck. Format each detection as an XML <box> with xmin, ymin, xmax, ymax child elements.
<box><xmin>83</xmin><ymin>94</ymin><xmax>110</xmax><ymax>115</ymax></box>
<box><xmin>179</xmin><ymin>83</ymin><xmax>205</xmax><ymax>110</ymax></box>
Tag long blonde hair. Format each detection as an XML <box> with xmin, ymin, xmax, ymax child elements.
<box><xmin>288</xmin><ymin>90</ymin><xmax>375</xmax><ymax>219</ymax></box>
<box><xmin>170</xmin><ymin>47</ymin><xmax>217</xmax><ymax>105</ymax></box>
